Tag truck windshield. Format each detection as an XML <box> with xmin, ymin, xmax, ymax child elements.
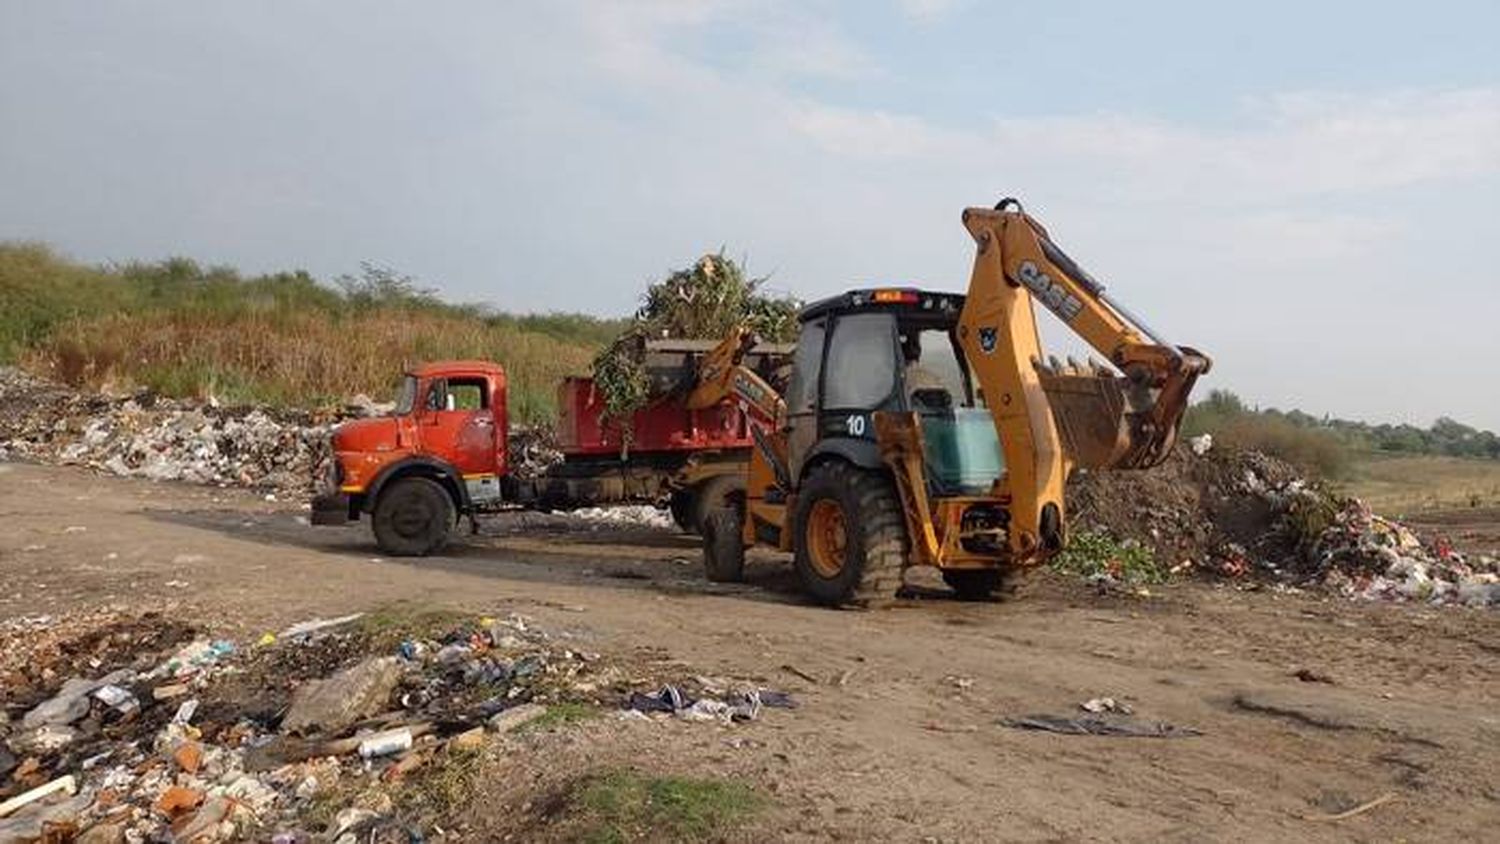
<box><xmin>394</xmin><ymin>375</ymin><xmax>418</xmax><ymax>415</ymax></box>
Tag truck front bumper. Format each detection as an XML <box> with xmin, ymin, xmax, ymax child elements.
<box><xmin>310</xmin><ymin>492</ymin><xmax>354</xmax><ymax>525</ymax></box>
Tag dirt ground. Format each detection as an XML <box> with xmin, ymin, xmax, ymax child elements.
<box><xmin>2</xmin><ymin>460</ymin><xmax>1498</xmax><ymax>842</ymax></box>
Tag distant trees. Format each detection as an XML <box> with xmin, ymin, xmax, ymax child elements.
<box><xmin>1184</xmin><ymin>389</ymin><xmax>1500</xmax><ymax>473</ymax></box>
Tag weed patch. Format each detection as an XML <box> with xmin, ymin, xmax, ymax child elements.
<box><xmin>571</xmin><ymin>769</ymin><xmax>766</xmax><ymax>843</ymax></box>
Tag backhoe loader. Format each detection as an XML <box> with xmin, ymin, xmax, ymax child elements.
<box><xmin>699</xmin><ymin>198</ymin><xmax>1211</xmax><ymax>604</ymax></box>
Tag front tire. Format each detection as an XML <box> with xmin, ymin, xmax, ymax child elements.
<box><xmin>669</xmin><ymin>489</ymin><xmax>697</xmax><ymax>534</ymax></box>
<box><xmin>372</xmin><ymin>477</ymin><xmax>455</xmax><ymax>557</ymax></box>
<box><xmin>693</xmin><ymin>474</ymin><xmax>746</xmax><ymax>533</ymax></box>
<box><xmin>701</xmin><ymin>510</ymin><xmax>747</xmax><ymax>583</ymax></box>
<box><xmin>792</xmin><ymin>462</ymin><xmax>907</xmax><ymax>607</ymax></box>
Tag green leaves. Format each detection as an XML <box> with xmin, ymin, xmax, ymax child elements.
<box><xmin>591</xmin><ymin>252</ymin><xmax>799</xmax><ymax>429</ymax></box>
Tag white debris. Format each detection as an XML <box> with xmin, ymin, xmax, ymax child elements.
<box><xmin>0</xmin><ymin>366</ymin><xmax>336</xmax><ymax>498</ymax></box>
<box><xmin>563</xmin><ymin>505</ymin><xmax>676</xmax><ymax>530</ymax></box>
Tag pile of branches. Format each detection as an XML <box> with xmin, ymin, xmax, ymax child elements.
<box><xmin>592</xmin><ymin>252</ymin><xmax>799</xmax><ymax>427</ymax></box>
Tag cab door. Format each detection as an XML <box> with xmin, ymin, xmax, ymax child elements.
<box><xmin>418</xmin><ymin>376</ymin><xmax>503</xmax><ymax>503</ymax></box>
<box><xmin>787</xmin><ymin>311</ymin><xmax>900</xmax><ymax>485</ymax></box>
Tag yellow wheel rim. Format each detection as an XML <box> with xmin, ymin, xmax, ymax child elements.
<box><xmin>806</xmin><ymin>499</ymin><xmax>848</xmax><ymax>579</ymax></box>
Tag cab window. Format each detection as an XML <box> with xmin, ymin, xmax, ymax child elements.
<box><xmin>447</xmin><ymin>378</ymin><xmax>487</xmax><ymax>411</ymax></box>
<box><xmin>394</xmin><ymin>375</ymin><xmax>418</xmax><ymax>415</ymax></box>
<box><xmin>824</xmin><ymin>312</ymin><xmax>897</xmax><ymax>409</ymax></box>
<box><xmin>425</xmin><ymin>377</ymin><xmax>489</xmax><ymax>412</ymax></box>
<box><xmin>786</xmin><ymin>319</ymin><xmax>825</xmax><ymax>415</ymax></box>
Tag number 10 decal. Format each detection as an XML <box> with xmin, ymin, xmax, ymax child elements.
<box><xmin>845</xmin><ymin>414</ymin><xmax>866</xmax><ymax>437</ymax></box>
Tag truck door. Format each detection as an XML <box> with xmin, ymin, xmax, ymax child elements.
<box><xmin>419</xmin><ymin>376</ymin><xmax>503</xmax><ymax>504</ymax></box>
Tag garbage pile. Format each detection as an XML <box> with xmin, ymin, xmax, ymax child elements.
<box><xmin>1313</xmin><ymin>500</ymin><xmax>1499</xmax><ymax>607</ymax></box>
<box><xmin>506</xmin><ymin>425</ymin><xmax>564</xmax><ymax>481</ymax></box>
<box><xmin>0</xmin><ymin>367</ymin><xmax>338</xmax><ymax>498</ymax></box>
<box><xmin>1068</xmin><ymin>442</ymin><xmax>1500</xmax><ymax>608</ymax></box>
<box><xmin>0</xmin><ymin>608</ymin><xmax>625</xmax><ymax>842</ymax></box>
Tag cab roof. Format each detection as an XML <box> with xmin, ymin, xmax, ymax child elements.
<box><xmin>799</xmin><ymin>287</ymin><xmax>966</xmax><ymax>323</ymax></box>
<box><xmin>406</xmin><ymin>360</ymin><xmax>506</xmax><ymax>378</ymax></box>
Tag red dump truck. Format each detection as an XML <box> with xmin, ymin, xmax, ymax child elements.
<box><xmin>311</xmin><ymin>339</ymin><xmax>791</xmax><ymax>556</ymax></box>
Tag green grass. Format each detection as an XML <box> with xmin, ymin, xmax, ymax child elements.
<box><xmin>353</xmin><ymin>603</ymin><xmax>473</xmax><ymax>648</ymax></box>
<box><xmin>0</xmin><ymin>242</ymin><xmax>620</xmax><ymax>423</ymax></box>
<box><xmin>517</xmin><ymin>702</ymin><xmax>600</xmax><ymax>734</ymax></box>
<box><xmin>1052</xmin><ymin>530</ymin><xmax>1166</xmax><ymax>584</ymax></box>
<box><xmin>573</xmin><ymin>770</ymin><xmax>766</xmax><ymax>843</ymax></box>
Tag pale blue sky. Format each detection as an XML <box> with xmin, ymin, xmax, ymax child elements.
<box><xmin>2</xmin><ymin>2</ymin><xmax>1497</xmax><ymax>428</ymax></box>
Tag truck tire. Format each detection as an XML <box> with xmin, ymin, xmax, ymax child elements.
<box><xmin>372</xmin><ymin>477</ymin><xmax>455</xmax><ymax>557</ymax></box>
<box><xmin>701</xmin><ymin>510</ymin><xmax>747</xmax><ymax>582</ymax></box>
<box><xmin>792</xmin><ymin>462</ymin><xmax>907</xmax><ymax>607</ymax></box>
<box><xmin>693</xmin><ymin>474</ymin><xmax>746</xmax><ymax>533</ymax></box>
<box><xmin>668</xmin><ymin>489</ymin><xmax>697</xmax><ymax>534</ymax></box>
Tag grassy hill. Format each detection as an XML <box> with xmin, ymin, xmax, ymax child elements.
<box><xmin>0</xmin><ymin>243</ymin><xmax>628</xmax><ymax>424</ymax></box>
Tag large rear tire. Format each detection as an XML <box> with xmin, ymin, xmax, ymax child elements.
<box><xmin>701</xmin><ymin>510</ymin><xmax>747</xmax><ymax>583</ymax></box>
<box><xmin>792</xmin><ymin>462</ymin><xmax>907</xmax><ymax>607</ymax></box>
<box><xmin>372</xmin><ymin>477</ymin><xmax>455</xmax><ymax>557</ymax></box>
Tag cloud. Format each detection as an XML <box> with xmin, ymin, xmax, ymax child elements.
<box><xmin>895</xmin><ymin>0</ymin><xmax>965</xmax><ymax>23</ymax></box>
<box><xmin>787</xmin><ymin>88</ymin><xmax>1500</xmax><ymax>204</ymax></box>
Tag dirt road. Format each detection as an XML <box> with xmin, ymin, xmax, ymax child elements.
<box><xmin>2</xmin><ymin>461</ymin><xmax>1497</xmax><ymax>841</ymax></box>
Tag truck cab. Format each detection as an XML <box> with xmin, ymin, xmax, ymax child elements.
<box><xmin>311</xmin><ymin>361</ymin><xmax>507</xmax><ymax>553</ymax></box>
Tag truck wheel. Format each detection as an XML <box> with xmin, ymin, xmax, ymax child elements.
<box><xmin>701</xmin><ymin>510</ymin><xmax>746</xmax><ymax>582</ymax></box>
<box><xmin>372</xmin><ymin>477</ymin><xmax>455</xmax><ymax>557</ymax></box>
<box><xmin>792</xmin><ymin>462</ymin><xmax>907</xmax><ymax>608</ymax></box>
<box><xmin>668</xmin><ymin>490</ymin><xmax>697</xmax><ymax>534</ymax></box>
<box><xmin>693</xmin><ymin>474</ymin><xmax>746</xmax><ymax>533</ymax></box>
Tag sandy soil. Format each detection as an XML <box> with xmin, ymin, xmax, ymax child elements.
<box><xmin>1</xmin><ymin>461</ymin><xmax>1497</xmax><ymax>842</ymax></box>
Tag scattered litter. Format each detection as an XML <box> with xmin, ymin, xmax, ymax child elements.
<box><xmin>1301</xmin><ymin>792</ymin><xmax>1398</xmax><ymax>822</ymax></box>
<box><xmin>91</xmin><ymin>684</ymin><xmax>139</xmax><ymax>717</ymax></box>
<box><xmin>780</xmin><ymin>664</ymin><xmax>822</xmax><ymax>685</ymax></box>
<box><xmin>1079</xmin><ymin>697</ymin><xmax>1132</xmax><ymax>715</ymax></box>
<box><xmin>172</xmin><ymin>698</ymin><xmax>200</xmax><ymax>725</ymax></box>
<box><xmin>358</xmin><ymin>728</ymin><xmax>414</xmax><ymax>759</ymax></box>
<box><xmin>489</xmin><ymin>702</ymin><xmax>548</xmax><ymax>733</ymax></box>
<box><xmin>1001</xmin><ymin>714</ymin><xmax>1201</xmax><ymax>738</ymax></box>
<box><xmin>0</xmin><ymin>775</ymin><xmax>78</xmax><ymax>819</ymax></box>
<box><xmin>279</xmin><ymin>612</ymin><xmax>364</xmax><ymax>642</ymax></box>
<box><xmin>149</xmin><ymin>639</ymin><xmax>235</xmax><ymax>679</ymax></box>
<box><xmin>0</xmin><ymin>607</ymin><xmax>621</xmax><ymax>841</ymax></box>
<box><xmin>624</xmin><ymin>684</ymin><xmax>792</xmax><ymax>724</ymax></box>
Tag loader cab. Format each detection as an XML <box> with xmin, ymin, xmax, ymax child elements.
<box><xmin>787</xmin><ymin>288</ymin><xmax>1004</xmax><ymax>496</ymax></box>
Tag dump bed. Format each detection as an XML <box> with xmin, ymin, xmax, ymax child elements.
<box><xmin>554</xmin><ymin>338</ymin><xmax>793</xmax><ymax>457</ymax></box>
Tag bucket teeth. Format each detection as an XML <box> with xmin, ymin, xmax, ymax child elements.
<box><xmin>1048</xmin><ymin>355</ymin><xmax>1065</xmax><ymax>374</ymax></box>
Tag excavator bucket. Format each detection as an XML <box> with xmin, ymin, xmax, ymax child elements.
<box><xmin>1037</xmin><ymin>349</ymin><xmax>1209</xmax><ymax>471</ymax></box>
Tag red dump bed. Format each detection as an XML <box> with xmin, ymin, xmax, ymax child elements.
<box><xmin>554</xmin><ymin>376</ymin><xmax>754</xmax><ymax>457</ymax></box>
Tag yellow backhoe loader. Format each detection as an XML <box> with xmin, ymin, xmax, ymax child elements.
<box><xmin>699</xmin><ymin>198</ymin><xmax>1211</xmax><ymax>604</ymax></box>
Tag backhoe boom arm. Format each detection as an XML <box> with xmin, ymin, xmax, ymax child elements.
<box><xmin>957</xmin><ymin>200</ymin><xmax>1210</xmax><ymax>560</ymax></box>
